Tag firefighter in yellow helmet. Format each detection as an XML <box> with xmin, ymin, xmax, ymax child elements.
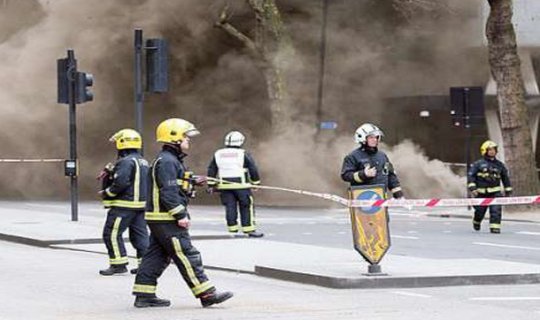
<box><xmin>98</xmin><ymin>129</ymin><xmax>150</xmax><ymax>276</ymax></box>
<box><xmin>467</xmin><ymin>140</ymin><xmax>512</xmax><ymax>234</ymax></box>
<box><xmin>132</xmin><ymin>118</ymin><xmax>233</xmax><ymax>308</ymax></box>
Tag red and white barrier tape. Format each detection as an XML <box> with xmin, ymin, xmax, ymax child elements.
<box><xmin>205</xmin><ymin>177</ymin><xmax>538</xmax><ymax>208</ymax></box>
<box><xmin>349</xmin><ymin>196</ymin><xmax>540</xmax><ymax>208</ymax></box>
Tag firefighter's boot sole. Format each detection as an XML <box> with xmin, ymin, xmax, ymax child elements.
<box><xmin>134</xmin><ymin>296</ymin><xmax>171</xmax><ymax>308</ymax></box>
<box><xmin>99</xmin><ymin>266</ymin><xmax>128</xmax><ymax>276</ymax></box>
<box><xmin>200</xmin><ymin>291</ymin><xmax>234</xmax><ymax>308</ymax></box>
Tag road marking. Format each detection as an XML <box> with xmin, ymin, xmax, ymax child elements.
<box><xmin>470</xmin><ymin>297</ymin><xmax>540</xmax><ymax>301</ymax></box>
<box><xmin>391</xmin><ymin>235</ymin><xmax>419</xmax><ymax>240</ymax></box>
<box><xmin>392</xmin><ymin>291</ymin><xmax>431</xmax><ymax>298</ymax></box>
<box><xmin>516</xmin><ymin>231</ymin><xmax>540</xmax><ymax>236</ymax></box>
<box><xmin>473</xmin><ymin>242</ymin><xmax>540</xmax><ymax>251</ymax></box>
<box><xmin>443</xmin><ymin>230</ymin><xmax>452</xmax><ymax>233</ymax></box>
<box><xmin>307</xmin><ymin>221</ymin><xmax>317</xmax><ymax>225</ymax></box>
<box><xmin>302</xmin><ymin>232</ymin><xmax>313</xmax><ymax>236</ymax></box>
<box><xmin>407</xmin><ymin>231</ymin><xmax>418</xmax><ymax>234</ymax></box>
<box><xmin>337</xmin><ymin>231</ymin><xmax>346</xmax><ymax>235</ymax></box>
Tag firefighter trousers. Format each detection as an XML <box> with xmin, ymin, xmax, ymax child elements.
<box><xmin>102</xmin><ymin>208</ymin><xmax>149</xmax><ymax>266</ymax></box>
<box><xmin>220</xmin><ymin>189</ymin><xmax>256</xmax><ymax>233</ymax></box>
<box><xmin>473</xmin><ymin>192</ymin><xmax>502</xmax><ymax>230</ymax></box>
<box><xmin>132</xmin><ymin>223</ymin><xmax>215</xmax><ymax>298</ymax></box>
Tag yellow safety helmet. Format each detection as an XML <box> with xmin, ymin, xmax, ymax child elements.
<box><xmin>480</xmin><ymin>140</ymin><xmax>498</xmax><ymax>156</ymax></box>
<box><xmin>109</xmin><ymin>129</ymin><xmax>142</xmax><ymax>150</ymax></box>
<box><xmin>156</xmin><ymin>118</ymin><xmax>200</xmax><ymax>144</ymax></box>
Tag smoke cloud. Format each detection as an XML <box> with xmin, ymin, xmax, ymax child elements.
<box><xmin>0</xmin><ymin>0</ymin><xmax>483</xmax><ymax>204</ymax></box>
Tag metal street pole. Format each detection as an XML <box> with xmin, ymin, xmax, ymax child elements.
<box><xmin>134</xmin><ymin>29</ymin><xmax>144</xmax><ymax>155</ymax></box>
<box><xmin>463</xmin><ymin>88</ymin><xmax>472</xmax><ymax>210</ymax></box>
<box><xmin>315</xmin><ymin>0</ymin><xmax>328</xmax><ymax>136</ymax></box>
<box><xmin>67</xmin><ymin>49</ymin><xmax>78</xmax><ymax>222</ymax></box>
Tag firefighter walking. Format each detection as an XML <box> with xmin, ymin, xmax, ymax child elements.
<box><xmin>207</xmin><ymin>131</ymin><xmax>263</xmax><ymax>237</ymax></box>
<box><xmin>340</xmin><ymin>123</ymin><xmax>403</xmax><ymax>199</ymax></box>
<box><xmin>468</xmin><ymin>140</ymin><xmax>512</xmax><ymax>234</ymax></box>
<box><xmin>98</xmin><ymin>129</ymin><xmax>149</xmax><ymax>276</ymax></box>
<box><xmin>132</xmin><ymin>118</ymin><xmax>233</xmax><ymax>308</ymax></box>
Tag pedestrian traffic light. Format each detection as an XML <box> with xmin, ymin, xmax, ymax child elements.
<box><xmin>145</xmin><ymin>38</ymin><xmax>168</xmax><ymax>93</ymax></box>
<box><xmin>75</xmin><ymin>71</ymin><xmax>93</xmax><ymax>103</ymax></box>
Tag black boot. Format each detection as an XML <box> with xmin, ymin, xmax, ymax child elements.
<box><xmin>490</xmin><ymin>228</ymin><xmax>501</xmax><ymax>234</ymax></box>
<box><xmin>200</xmin><ymin>290</ymin><xmax>234</xmax><ymax>308</ymax></box>
<box><xmin>247</xmin><ymin>231</ymin><xmax>264</xmax><ymax>238</ymax></box>
<box><xmin>99</xmin><ymin>265</ymin><xmax>128</xmax><ymax>276</ymax></box>
<box><xmin>130</xmin><ymin>268</ymin><xmax>138</xmax><ymax>275</ymax></box>
<box><xmin>134</xmin><ymin>296</ymin><xmax>171</xmax><ymax>308</ymax></box>
<box><xmin>473</xmin><ymin>223</ymin><xmax>480</xmax><ymax>231</ymax></box>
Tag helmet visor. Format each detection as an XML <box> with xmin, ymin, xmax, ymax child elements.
<box><xmin>185</xmin><ymin>128</ymin><xmax>200</xmax><ymax>138</ymax></box>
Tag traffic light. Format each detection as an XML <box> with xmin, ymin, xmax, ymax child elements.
<box><xmin>75</xmin><ymin>71</ymin><xmax>93</xmax><ymax>103</ymax></box>
<box><xmin>146</xmin><ymin>38</ymin><xmax>168</xmax><ymax>93</ymax></box>
<box><xmin>57</xmin><ymin>58</ymin><xmax>72</xmax><ymax>104</ymax></box>
<box><xmin>449</xmin><ymin>87</ymin><xmax>484</xmax><ymax>127</ymax></box>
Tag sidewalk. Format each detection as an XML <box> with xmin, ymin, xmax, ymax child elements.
<box><xmin>1</xmin><ymin>201</ymin><xmax>539</xmax><ymax>289</ymax></box>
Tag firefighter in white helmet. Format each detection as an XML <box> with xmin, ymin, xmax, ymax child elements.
<box><xmin>207</xmin><ymin>130</ymin><xmax>263</xmax><ymax>237</ymax></box>
<box><xmin>341</xmin><ymin>123</ymin><xmax>403</xmax><ymax>198</ymax></box>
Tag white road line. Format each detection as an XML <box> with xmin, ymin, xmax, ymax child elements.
<box><xmin>392</xmin><ymin>291</ymin><xmax>431</xmax><ymax>298</ymax></box>
<box><xmin>516</xmin><ymin>231</ymin><xmax>540</xmax><ymax>236</ymax></box>
<box><xmin>337</xmin><ymin>231</ymin><xmax>346</xmax><ymax>235</ymax></box>
<box><xmin>302</xmin><ymin>232</ymin><xmax>313</xmax><ymax>236</ymax></box>
<box><xmin>391</xmin><ymin>235</ymin><xmax>419</xmax><ymax>240</ymax></box>
<box><xmin>473</xmin><ymin>242</ymin><xmax>540</xmax><ymax>251</ymax></box>
<box><xmin>407</xmin><ymin>231</ymin><xmax>418</xmax><ymax>234</ymax></box>
<box><xmin>443</xmin><ymin>230</ymin><xmax>452</xmax><ymax>234</ymax></box>
<box><xmin>470</xmin><ymin>297</ymin><xmax>540</xmax><ymax>301</ymax></box>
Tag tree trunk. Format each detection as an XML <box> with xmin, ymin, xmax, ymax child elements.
<box><xmin>216</xmin><ymin>0</ymin><xmax>292</xmax><ymax>132</ymax></box>
<box><xmin>486</xmin><ymin>0</ymin><xmax>539</xmax><ymax>196</ymax></box>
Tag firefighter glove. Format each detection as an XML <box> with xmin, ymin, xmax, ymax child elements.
<box><xmin>364</xmin><ymin>165</ymin><xmax>377</xmax><ymax>178</ymax></box>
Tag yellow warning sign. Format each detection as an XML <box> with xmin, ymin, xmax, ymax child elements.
<box><xmin>349</xmin><ymin>185</ymin><xmax>391</xmax><ymax>265</ymax></box>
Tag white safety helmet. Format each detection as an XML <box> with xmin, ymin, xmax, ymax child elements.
<box><xmin>354</xmin><ymin>123</ymin><xmax>384</xmax><ymax>144</ymax></box>
<box><xmin>224</xmin><ymin>131</ymin><xmax>245</xmax><ymax>147</ymax></box>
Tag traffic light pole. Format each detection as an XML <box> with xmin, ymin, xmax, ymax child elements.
<box><xmin>463</xmin><ymin>88</ymin><xmax>472</xmax><ymax>210</ymax></box>
<box><xmin>67</xmin><ymin>49</ymin><xmax>78</xmax><ymax>222</ymax></box>
<box><xmin>134</xmin><ymin>29</ymin><xmax>144</xmax><ymax>155</ymax></box>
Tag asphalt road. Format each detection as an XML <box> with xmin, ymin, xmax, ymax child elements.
<box><xmin>1</xmin><ymin>201</ymin><xmax>540</xmax><ymax>319</ymax></box>
<box><xmin>188</xmin><ymin>205</ymin><xmax>540</xmax><ymax>265</ymax></box>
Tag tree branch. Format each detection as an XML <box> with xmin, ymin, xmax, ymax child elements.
<box><xmin>215</xmin><ymin>5</ymin><xmax>267</xmax><ymax>63</ymax></box>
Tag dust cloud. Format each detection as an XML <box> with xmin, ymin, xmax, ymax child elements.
<box><xmin>0</xmin><ymin>0</ymin><xmax>483</xmax><ymax>204</ymax></box>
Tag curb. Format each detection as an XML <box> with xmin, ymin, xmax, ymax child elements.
<box><xmin>255</xmin><ymin>266</ymin><xmax>540</xmax><ymax>289</ymax></box>
<box><xmin>0</xmin><ymin>232</ymin><xmax>236</xmax><ymax>248</ymax></box>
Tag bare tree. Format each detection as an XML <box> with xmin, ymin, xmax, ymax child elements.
<box><xmin>486</xmin><ymin>0</ymin><xmax>539</xmax><ymax>197</ymax></box>
<box><xmin>215</xmin><ymin>0</ymin><xmax>293</xmax><ymax>132</ymax></box>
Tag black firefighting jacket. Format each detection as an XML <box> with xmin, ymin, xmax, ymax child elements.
<box><xmin>102</xmin><ymin>149</ymin><xmax>149</xmax><ymax>210</ymax></box>
<box><xmin>340</xmin><ymin>146</ymin><xmax>402</xmax><ymax>198</ymax></box>
<box><xmin>145</xmin><ymin>145</ymin><xmax>194</xmax><ymax>223</ymax></box>
<box><xmin>467</xmin><ymin>156</ymin><xmax>512</xmax><ymax>195</ymax></box>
